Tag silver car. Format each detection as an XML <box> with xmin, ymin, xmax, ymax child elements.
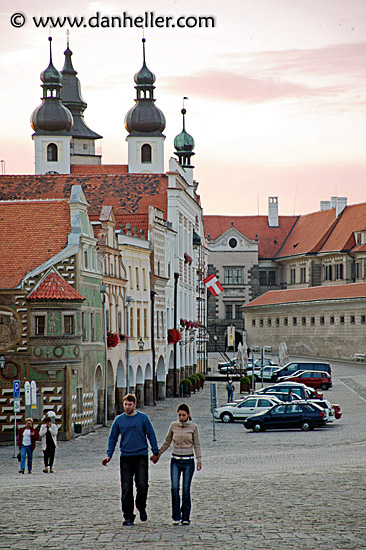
<box><xmin>214</xmin><ymin>395</ymin><xmax>282</xmax><ymax>423</ymax></box>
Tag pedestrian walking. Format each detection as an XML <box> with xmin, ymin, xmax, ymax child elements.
<box><xmin>151</xmin><ymin>403</ymin><xmax>202</xmax><ymax>525</ymax></box>
<box><xmin>17</xmin><ymin>418</ymin><xmax>39</xmax><ymax>474</ymax></box>
<box><xmin>226</xmin><ymin>378</ymin><xmax>235</xmax><ymax>402</ymax></box>
<box><xmin>102</xmin><ymin>393</ymin><xmax>159</xmax><ymax>526</ymax></box>
<box><xmin>39</xmin><ymin>416</ymin><xmax>58</xmax><ymax>473</ymax></box>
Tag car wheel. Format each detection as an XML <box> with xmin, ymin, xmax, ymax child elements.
<box><xmin>252</xmin><ymin>421</ymin><xmax>264</xmax><ymax>432</ymax></box>
<box><xmin>301</xmin><ymin>420</ymin><xmax>313</xmax><ymax>431</ymax></box>
<box><xmin>221</xmin><ymin>412</ymin><xmax>233</xmax><ymax>423</ymax></box>
<box><xmin>320</xmin><ymin>383</ymin><xmax>329</xmax><ymax>390</ymax></box>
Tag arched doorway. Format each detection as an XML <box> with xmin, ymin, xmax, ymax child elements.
<box><xmin>156</xmin><ymin>356</ymin><xmax>166</xmax><ymax>400</ymax></box>
<box><xmin>135</xmin><ymin>365</ymin><xmax>144</xmax><ymax>408</ymax></box>
<box><xmin>144</xmin><ymin>363</ymin><xmax>153</xmax><ymax>406</ymax></box>
<box><xmin>107</xmin><ymin>361</ymin><xmax>114</xmax><ymax>419</ymax></box>
<box><xmin>94</xmin><ymin>365</ymin><xmax>103</xmax><ymax>425</ymax></box>
<box><xmin>115</xmin><ymin>361</ymin><xmax>125</xmax><ymax>415</ymax></box>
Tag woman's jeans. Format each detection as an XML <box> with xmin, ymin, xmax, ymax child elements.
<box><xmin>170</xmin><ymin>458</ymin><xmax>195</xmax><ymax>522</ymax></box>
<box><xmin>20</xmin><ymin>444</ymin><xmax>33</xmax><ymax>472</ymax></box>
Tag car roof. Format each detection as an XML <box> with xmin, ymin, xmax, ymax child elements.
<box><xmin>283</xmin><ymin>370</ymin><xmax>330</xmax><ymax>377</ymax></box>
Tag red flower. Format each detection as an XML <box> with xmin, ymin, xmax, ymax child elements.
<box><xmin>107</xmin><ymin>332</ymin><xmax>119</xmax><ymax>348</ymax></box>
<box><xmin>168</xmin><ymin>328</ymin><xmax>182</xmax><ymax>344</ymax></box>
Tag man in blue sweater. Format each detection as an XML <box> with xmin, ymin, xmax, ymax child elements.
<box><xmin>102</xmin><ymin>393</ymin><xmax>159</xmax><ymax>526</ymax></box>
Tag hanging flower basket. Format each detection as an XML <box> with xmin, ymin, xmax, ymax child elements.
<box><xmin>107</xmin><ymin>332</ymin><xmax>119</xmax><ymax>348</ymax></box>
<box><xmin>184</xmin><ymin>253</ymin><xmax>193</xmax><ymax>265</ymax></box>
<box><xmin>168</xmin><ymin>328</ymin><xmax>182</xmax><ymax>345</ymax></box>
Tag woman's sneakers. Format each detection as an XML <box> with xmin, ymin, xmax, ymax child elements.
<box><xmin>172</xmin><ymin>520</ymin><xmax>180</xmax><ymax>525</ymax></box>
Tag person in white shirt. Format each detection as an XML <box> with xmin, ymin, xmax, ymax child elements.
<box><xmin>17</xmin><ymin>418</ymin><xmax>39</xmax><ymax>474</ymax></box>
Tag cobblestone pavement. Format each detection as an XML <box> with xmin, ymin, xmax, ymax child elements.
<box><xmin>1</xmin><ymin>356</ymin><xmax>366</xmax><ymax>550</ymax></box>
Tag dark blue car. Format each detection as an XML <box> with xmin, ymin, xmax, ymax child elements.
<box><xmin>243</xmin><ymin>402</ymin><xmax>326</xmax><ymax>432</ymax></box>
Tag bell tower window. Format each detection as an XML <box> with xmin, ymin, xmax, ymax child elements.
<box><xmin>141</xmin><ymin>144</ymin><xmax>152</xmax><ymax>163</ymax></box>
<box><xmin>47</xmin><ymin>143</ymin><xmax>58</xmax><ymax>162</ymax></box>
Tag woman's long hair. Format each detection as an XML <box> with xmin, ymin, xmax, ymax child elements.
<box><xmin>177</xmin><ymin>403</ymin><xmax>192</xmax><ymax>420</ymax></box>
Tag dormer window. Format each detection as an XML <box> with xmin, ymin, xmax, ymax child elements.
<box><xmin>141</xmin><ymin>143</ymin><xmax>152</xmax><ymax>163</ymax></box>
<box><xmin>47</xmin><ymin>143</ymin><xmax>58</xmax><ymax>162</ymax></box>
<box><xmin>228</xmin><ymin>238</ymin><xmax>237</xmax><ymax>249</ymax></box>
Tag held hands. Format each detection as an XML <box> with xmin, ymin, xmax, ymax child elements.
<box><xmin>150</xmin><ymin>454</ymin><xmax>160</xmax><ymax>464</ymax></box>
<box><xmin>102</xmin><ymin>457</ymin><xmax>111</xmax><ymax>466</ymax></box>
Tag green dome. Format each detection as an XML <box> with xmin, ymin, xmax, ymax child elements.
<box><xmin>174</xmin><ymin>129</ymin><xmax>195</xmax><ymax>152</ymax></box>
<box><xmin>41</xmin><ymin>38</ymin><xmax>62</xmax><ymax>86</ymax></box>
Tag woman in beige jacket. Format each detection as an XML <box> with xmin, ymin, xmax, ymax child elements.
<box><xmin>152</xmin><ymin>403</ymin><xmax>201</xmax><ymax>525</ymax></box>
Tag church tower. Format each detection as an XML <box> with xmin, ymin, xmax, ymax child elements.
<box><xmin>174</xmin><ymin>104</ymin><xmax>195</xmax><ymax>185</ymax></box>
<box><xmin>124</xmin><ymin>39</ymin><xmax>166</xmax><ymax>173</ymax></box>
<box><xmin>61</xmin><ymin>36</ymin><xmax>102</xmax><ymax>166</ymax></box>
<box><xmin>31</xmin><ymin>37</ymin><xmax>73</xmax><ymax>174</ymax></box>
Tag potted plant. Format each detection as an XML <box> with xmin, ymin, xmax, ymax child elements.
<box><xmin>196</xmin><ymin>372</ymin><xmax>205</xmax><ymax>389</ymax></box>
<box><xmin>181</xmin><ymin>378</ymin><xmax>192</xmax><ymax>397</ymax></box>
<box><xmin>107</xmin><ymin>332</ymin><xmax>119</xmax><ymax>348</ymax></box>
<box><xmin>240</xmin><ymin>376</ymin><xmax>251</xmax><ymax>393</ymax></box>
<box><xmin>167</xmin><ymin>328</ymin><xmax>182</xmax><ymax>344</ymax></box>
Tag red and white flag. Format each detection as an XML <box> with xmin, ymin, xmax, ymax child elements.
<box><xmin>204</xmin><ymin>273</ymin><xmax>224</xmax><ymax>296</ymax></box>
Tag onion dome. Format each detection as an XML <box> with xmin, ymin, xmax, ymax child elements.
<box><xmin>125</xmin><ymin>38</ymin><xmax>166</xmax><ymax>136</ymax></box>
<box><xmin>31</xmin><ymin>37</ymin><xmax>73</xmax><ymax>134</ymax></box>
<box><xmin>174</xmin><ymin>108</ymin><xmax>195</xmax><ymax>168</ymax></box>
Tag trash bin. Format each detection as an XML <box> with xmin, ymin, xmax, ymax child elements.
<box><xmin>74</xmin><ymin>423</ymin><xmax>82</xmax><ymax>434</ymax></box>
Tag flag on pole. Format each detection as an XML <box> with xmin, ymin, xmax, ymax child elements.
<box><xmin>204</xmin><ymin>273</ymin><xmax>224</xmax><ymax>296</ymax></box>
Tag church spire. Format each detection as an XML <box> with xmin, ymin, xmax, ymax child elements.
<box><xmin>174</xmin><ymin>98</ymin><xmax>195</xmax><ymax>169</ymax></box>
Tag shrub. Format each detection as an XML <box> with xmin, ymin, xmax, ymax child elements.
<box><xmin>240</xmin><ymin>376</ymin><xmax>250</xmax><ymax>384</ymax></box>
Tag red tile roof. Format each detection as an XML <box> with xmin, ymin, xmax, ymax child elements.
<box><xmin>0</xmin><ymin>174</ymin><xmax>169</xmax><ymax>218</ymax></box>
<box><xmin>0</xmin><ymin>200</ymin><xmax>70</xmax><ymax>289</ymax></box>
<box><xmin>27</xmin><ymin>270</ymin><xmax>85</xmax><ymax>301</ymax></box>
<box><xmin>71</xmin><ymin>164</ymin><xmax>128</xmax><ymax>175</ymax></box>
<box><xmin>118</xmin><ymin>213</ymin><xmax>149</xmax><ymax>238</ymax></box>
<box><xmin>320</xmin><ymin>202</ymin><xmax>366</xmax><ymax>252</ymax></box>
<box><xmin>203</xmin><ymin>215</ymin><xmax>298</xmax><ymax>259</ymax></box>
<box><xmin>244</xmin><ymin>283</ymin><xmax>366</xmax><ymax>308</ymax></box>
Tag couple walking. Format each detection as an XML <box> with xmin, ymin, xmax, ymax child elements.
<box><xmin>102</xmin><ymin>394</ymin><xmax>201</xmax><ymax>526</ymax></box>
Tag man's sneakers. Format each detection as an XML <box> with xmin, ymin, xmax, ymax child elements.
<box><xmin>123</xmin><ymin>514</ymin><xmax>136</xmax><ymax>526</ymax></box>
<box><xmin>140</xmin><ymin>511</ymin><xmax>148</xmax><ymax>522</ymax></box>
<box><xmin>172</xmin><ymin>520</ymin><xmax>180</xmax><ymax>525</ymax></box>
<box><xmin>181</xmin><ymin>520</ymin><xmax>190</xmax><ymax>525</ymax></box>
<box><xmin>172</xmin><ymin>519</ymin><xmax>190</xmax><ymax>525</ymax></box>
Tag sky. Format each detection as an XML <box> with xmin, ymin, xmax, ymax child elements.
<box><xmin>0</xmin><ymin>0</ymin><xmax>365</xmax><ymax>216</ymax></box>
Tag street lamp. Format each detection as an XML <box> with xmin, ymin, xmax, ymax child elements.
<box><xmin>0</xmin><ymin>355</ymin><xmax>5</xmax><ymax>370</ymax></box>
<box><xmin>100</xmin><ymin>284</ymin><xmax>108</xmax><ymax>427</ymax></box>
<box><xmin>138</xmin><ymin>338</ymin><xmax>144</xmax><ymax>351</ymax></box>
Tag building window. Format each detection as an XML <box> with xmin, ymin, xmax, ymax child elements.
<box><xmin>118</xmin><ymin>312</ymin><xmax>122</xmax><ymax>335</ymax></box>
<box><xmin>340</xmin><ymin>316</ymin><xmax>345</xmax><ymax>325</ymax></box>
<box><xmin>83</xmin><ymin>143</ymin><xmax>88</xmax><ymax>150</ymax></box>
<box><xmin>235</xmin><ymin>305</ymin><xmax>243</xmax><ymax>319</ymax></box>
<box><xmin>267</xmin><ymin>318</ymin><xmax>272</xmax><ymax>326</ymax></box>
<box><xmin>224</xmin><ymin>269</ymin><xmax>233</xmax><ymax>285</ymax></box>
<box><xmin>330</xmin><ymin>316</ymin><xmax>335</xmax><ymax>325</ymax></box>
<box><xmin>64</xmin><ymin>315</ymin><xmax>75</xmax><ymax>335</ymax></box>
<box><xmin>168</xmin><ymin>263</ymin><xmax>171</xmax><ymax>278</ymax></box>
<box><xmin>130</xmin><ymin>308</ymin><xmax>134</xmax><ymax>337</ymax></box>
<box><xmin>268</xmin><ymin>271</ymin><xmax>276</xmax><ymax>286</ymax></box>
<box><xmin>252</xmin><ymin>319</ymin><xmax>256</xmax><ymax>327</ymax></box>
<box><xmin>142</xmin><ymin>268</ymin><xmax>147</xmax><ymax>290</ymax></box>
<box><xmin>84</xmin><ymin>249</ymin><xmax>88</xmax><ymax>269</ymax></box>
<box><xmin>47</xmin><ymin>143</ymin><xmax>58</xmax><ymax>162</ymax></box>
<box><xmin>76</xmin><ymin>387</ymin><xmax>83</xmax><ymax>414</ymax></box>
<box><xmin>290</xmin><ymin>269</ymin><xmax>296</xmax><ymax>284</ymax></box>
<box><xmin>259</xmin><ymin>271</ymin><xmax>267</xmax><ymax>286</ymax></box>
<box><xmin>228</xmin><ymin>238</ymin><xmax>237</xmax><ymax>249</ymax></box>
<box><xmin>129</xmin><ymin>266</ymin><xmax>133</xmax><ymax>289</ymax></box>
<box><xmin>260</xmin><ymin>319</ymin><xmax>264</xmax><ymax>327</ymax></box>
<box><xmin>350</xmin><ymin>315</ymin><xmax>355</xmax><ymax>325</ymax></box>
<box><xmin>361</xmin><ymin>315</ymin><xmax>366</xmax><ymax>324</ymax></box>
<box><xmin>292</xmin><ymin>317</ymin><xmax>297</xmax><ymax>326</ymax></box>
<box><xmin>284</xmin><ymin>317</ymin><xmax>288</xmax><ymax>326</ymax></box>
<box><xmin>311</xmin><ymin>317</ymin><xmax>315</xmax><ymax>325</ymax></box>
<box><xmin>302</xmin><ymin>317</ymin><xmax>306</xmax><ymax>326</ymax></box>
<box><xmin>135</xmin><ymin>267</ymin><xmax>139</xmax><ymax>290</ymax></box>
<box><xmin>156</xmin><ymin>311</ymin><xmax>160</xmax><ymax>339</ymax></box>
<box><xmin>276</xmin><ymin>318</ymin><xmax>280</xmax><ymax>327</ymax></box>
<box><xmin>160</xmin><ymin>310</ymin><xmax>164</xmax><ymax>338</ymax></box>
<box><xmin>144</xmin><ymin>309</ymin><xmax>148</xmax><ymax>337</ymax></box>
<box><xmin>106</xmin><ymin>310</ymin><xmax>109</xmax><ymax>332</ymax></box>
<box><xmin>91</xmin><ymin>312</ymin><xmax>96</xmax><ymax>341</ymax></box>
<box><xmin>320</xmin><ymin>316</ymin><xmax>325</xmax><ymax>325</ymax></box>
<box><xmin>300</xmin><ymin>267</ymin><xmax>306</xmax><ymax>284</ymax></box>
<box><xmin>225</xmin><ymin>304</ymin><xmax>233</xmax><ymax>319</ymax></box>
<box><xmin>82</xmin><ymin>312</ymin><xmax>87</xmax><ymax>340</ymax></box>
<box><xmin>137</xmin><ymin>308</ymin><xmax>141</xmax><ymax>337</ymax></box>
<box><xmin>35</xmin><ymin>315</ymin><xmax>46</xmax><ymax>336</ymax></box>
<box><xmin>234</xmin><ymin>269</ymin><xmax>243</xmax><ymax>284</ymax></box>
<box><xmin>356</xmin><ymin>262</ymin><xmax>360</xmax><ymax>279</ymax></box>
<box><xmin>141</xmin><ymin>143</ymin><xmax>152</xmax><ymax>163</ymax></box>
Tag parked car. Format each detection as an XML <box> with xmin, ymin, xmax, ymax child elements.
<box><xmin>254</xmin><ymin>359</ymin><xmax>279</xmax><ymax>368</ymax></box>
<box><xmin>308</xmin><ymin>399</ymin><xmax>335</xmax><ymax>422</ymax></box>
<box><xmin>256</xmin><ymin>382</ymin><xmax>314</xmax><ymax>400</ymax></box>
<box><xmin>278</xmin><ymin>370</ymin><xmax>332</xmax><ymax>390</ymax></box>
<box><xmin>271</xmin><ymin>361</ymin><xmax>332</xmax><ymax>382</ymax></box>
<box><xmin>218</xmin><ymin>358</ymin><xmax>237</xmax><ymax>374</ymax></box>
<box><xmin>251</xmin><ymin>365</ymin><xmax>282</xmax><ymax>382</ymax></box>
<box><xmin>214</xmin><ymin>395</ymin><xmax>282</xmax><ymax>423</ymax></box>
<box><xmin>243</xmin><ymin>401</ymin><xmax>327</xmax><ymax>432</ymax></box>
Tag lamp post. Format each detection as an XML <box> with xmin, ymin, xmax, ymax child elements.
<box><xmin>0</xmin><ymin>355</ymin><xmax>5</xmax><ymax>370</ymax></box>
<box><xmin>125</xmin><ymin>296</ymin><xmax>132</xmax><ymax>394</ymax></box>
<box><xmin>173</xmin><ymin>272</ymin><xmax>180</xmax><ymax>397</ymax></box>
<box><xmin>100</xmin><ymin>284</ymin><xmax>108</xmax><ymax>427</ymax></box>
<box><xmin>138</xmin><ymin>337</ymin><xmax>144</xmax><ymax>351</ymax></box>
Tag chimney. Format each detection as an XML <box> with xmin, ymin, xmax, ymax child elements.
<box><xmin>320</xmin><ymin>201</ymin><xmax>331</xmax><ymax>211</ymax></box>
<box><xmin>268</xmin><ymin>197</ymin><xmax>279</xmax><ymax>227</ymax></box>
<box><xmin>336</xmin><ymin>197</ymin><xmax>347</xmax><ymax>217</ymax></box>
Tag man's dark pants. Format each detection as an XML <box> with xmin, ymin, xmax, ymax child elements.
<box><xmin>120</xmin><ymin>455</ymin><xmax>149</xmax><ymax>520</ymax></box>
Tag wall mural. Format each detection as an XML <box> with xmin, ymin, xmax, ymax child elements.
<box><xmin>0</xmin><ymin>307</ymin><xmax>22</xmax><ymax>352</ymax></box>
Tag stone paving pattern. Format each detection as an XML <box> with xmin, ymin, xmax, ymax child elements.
<box><xmin>1</xmin><ymin>355</ymin><xmax>366</xmax><ymax>550</ymax></box>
